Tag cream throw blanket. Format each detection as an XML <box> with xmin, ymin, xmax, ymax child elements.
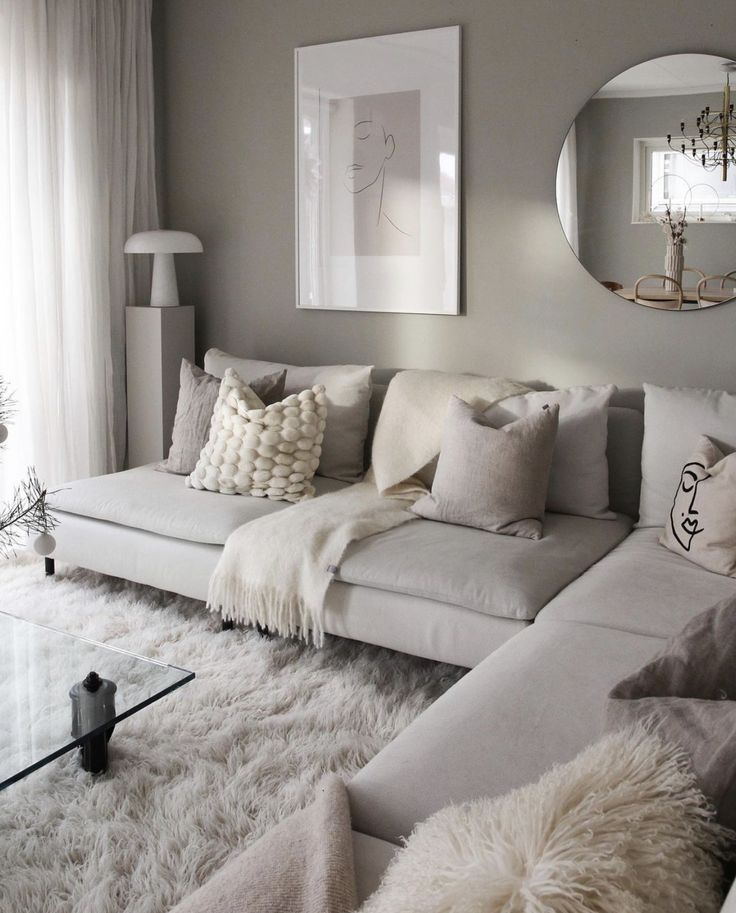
<box><xmin>208</xmin><ymin>370</ymin><xmax>529</xmax><ymax>642</ymax></box>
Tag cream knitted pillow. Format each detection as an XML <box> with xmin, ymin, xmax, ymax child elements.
<box><xmin>187</xmin><ymin>368</ymin><xmax>327</xmax><ymax>502</ymax></box>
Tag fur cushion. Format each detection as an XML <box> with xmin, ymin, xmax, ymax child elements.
<box><xmin>187</xmin><ymin>369</ymin><xmax>327</xmax><ymax>502</ymax></box>
<box><xmin>360</xmin><ymin>728</ymin><xmax>731</xmax><ymax>913</ymax></box>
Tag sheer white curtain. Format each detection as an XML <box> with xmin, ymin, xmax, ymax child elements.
<box><xmin>0</xmin><ymin>0</ymin><xmax>158</xmax><ymax>498</ymax></box>
<box><xmin>556</xmin><ymin>124</ymin><xmax>579</xmax><ymax>257</ymax></box>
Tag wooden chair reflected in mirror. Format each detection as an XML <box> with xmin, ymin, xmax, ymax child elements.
<box><xmin>696</xmin><ymin>275</ymin><xmax>736</xmax><ymax>307</ymax></box>
<box><xmin>634</xmin><ymin>274</ymin><xmax>684</xmax><ymax>310</ymax></box>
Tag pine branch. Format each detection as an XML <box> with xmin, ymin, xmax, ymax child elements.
<box><xmin>0</xmin><ymin>376</ymin><xmax>56</xmax><ymax>558</ymax></box>
<box><xmin>0</xmin><ymin>376</ymin><xmax>16</xmax><ymax>426</ymax></box>
<box><xmin>0</xmin><ymin>469</ymin><xmax>57</xmax><ymax>558</ymax></box>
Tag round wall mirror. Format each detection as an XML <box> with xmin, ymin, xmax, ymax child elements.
<box><xmin>557</xmin><ymin>53</ymin><xmax>736</xmax><ymax>311</ymax></box>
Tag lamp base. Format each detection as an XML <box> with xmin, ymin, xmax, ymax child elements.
<box><xmin>150</xmin><ymin>252</ymin><xmax>180</xmax><ymax>307</ymax></box>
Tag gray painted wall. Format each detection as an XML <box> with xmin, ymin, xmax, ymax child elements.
<box><xmin>154</xmin><ymin>0</ymin><xmax>736</xmax><ymax>391</ymax></box>
<box><xmin>576</xmin><ymin>92</ymin><xmax>736</xmax><ymax>289</ymax></box>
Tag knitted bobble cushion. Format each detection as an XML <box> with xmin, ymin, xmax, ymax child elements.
<box><xmin>187</xmin><ymin>368</ymin><xmax>328</xmax><ymax>502</ymax></box>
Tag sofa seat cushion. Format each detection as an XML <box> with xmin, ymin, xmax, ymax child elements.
<box><xmin>348</xmin><ymin>620</ymin><xmax>663</xmax><ymax>845</ymax></box>
<box><xmin>538</xmin><ymin>528</ymin><xmax>736</xmax><ymax>639</ymax></box>
<box><xmin>51</xmin><ymin>465</ymin><xmax>348</xmax><ymax>545</ymax></box>
<box><xmin>352</xmin><ymin>832</ymin><xmax>397</xmax><ymax>905</ymax></box>
<box><xmin>337</xmin><ymin>512</ymin><xmax>632</xmax><ymax>621</ymax></box>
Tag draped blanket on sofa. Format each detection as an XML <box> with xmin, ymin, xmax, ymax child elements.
<box><xmin>207</xmin><ymin>370</ymin><xmax>529</xmax><ymax>643</ymax></box>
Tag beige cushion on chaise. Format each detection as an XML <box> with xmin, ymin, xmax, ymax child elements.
<box><xmin>537</xmin><ymin>527</ymin><xmax>736</xmax><ymax>639</ymax></box>
<box><xmin>337</xmin><ymin>511</ymin><xmax>631</xmax><ymax>622</ymax></box>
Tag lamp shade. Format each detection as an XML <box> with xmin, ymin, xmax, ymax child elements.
<box><xmin>124</xmin><ymin>229</ymin><xmax>203</xmax><ymax>307</ymax></box>
<box><xmin>124</xmin><ymin>230</ymin><xmax>203</xmax><ymax>254</ymax></box>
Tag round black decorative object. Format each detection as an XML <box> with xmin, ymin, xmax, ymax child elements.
<box><xmin>70</xmin><ymin>671</ymin><xmax>118</xmax><ymax>774</ymax></box>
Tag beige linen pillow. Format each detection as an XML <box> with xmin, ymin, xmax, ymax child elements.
<box><xmin>411</xmin><ymin>397</ymin><xmax>559</xmax><ymax>539</ymax></box>
<box><xmin>203</xmin><ymin>349</ymin><xmax>372</xmax><ymax>483</ymax></box>
<box><xmin>162</xmin><ymin>359</ymin><xmax>286</xmax><ymax>475</ymax></box>
<box><xmin>660</xmin><ymin>436</ymin><xmax>736</xmax><ymax>576</ymax></box>
<box><xmin>187</xmin><ymin>369</ymin><xmax>327</xmax><ymax>502</ymax></box>
<box><xmin>484</xmin><ymin>384</ymin><xmax>616</xmax><ymax>519</ymax></box>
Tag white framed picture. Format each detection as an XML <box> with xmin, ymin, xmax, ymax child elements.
<box><xmin>295</xmin><ymin>26</ymin><xmax>461</xmax><ymax>314</ymax></box>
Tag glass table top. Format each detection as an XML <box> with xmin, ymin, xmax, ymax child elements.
<box><xmin>0</xmin><ymin>610</ymin><xmax>194</xmax><ymax>789</ymax></box>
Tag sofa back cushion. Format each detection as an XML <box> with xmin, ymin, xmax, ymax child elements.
<box><xmin>638</xmin><ymin>383</ymin><xmax>736</xmax><ymax>528</ymax></box>
<box><xmin>484</xmin><ymin>385</ymin><xmax>616</xmax><ymax>520</ymax></box>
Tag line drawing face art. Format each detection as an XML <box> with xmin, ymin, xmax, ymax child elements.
<box><xmin>329</xmin><ymin>90</ymin><xmax>420</xmax><ymax>257</ymax></box>
<box><xmin>343</xmin><ymin>119</ymin><xmax>408</xmax><ymax>235</ymax></box>
<box><xmin>670</xmin><ymin>460</ymin><xmax>710</xmax><ymax>551</ymax></box>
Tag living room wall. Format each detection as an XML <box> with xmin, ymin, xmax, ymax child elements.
<box><xmin>153</xmin><ymin>0</ymin><xmax>736</xmax><ymax>391</ymax></box>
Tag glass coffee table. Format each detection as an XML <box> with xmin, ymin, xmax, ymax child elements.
<box><xmin>0</xmin><ymin>610</ymin><xmax>194</xmax><ymax>789</ymax></box>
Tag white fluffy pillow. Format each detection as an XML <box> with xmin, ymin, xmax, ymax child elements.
<box><xmin>187</xmin><ymin>369</ymin><xmax>327</xmax><ymax>502</ymax></box>
<box><xmin>360</xmin><ymin>728</ymin><xmax>730</xmax><ymax>913</ymax></box>
<box><xmin>484</xmin><ymin>384</ymin><xmax>616</xmax><ymax>519</ymax></box>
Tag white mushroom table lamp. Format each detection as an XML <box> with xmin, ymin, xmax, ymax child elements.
<box><xmin>124</xmin><ymin>230</ymin><xmax>203</xmax><ymax>307</ymax></box>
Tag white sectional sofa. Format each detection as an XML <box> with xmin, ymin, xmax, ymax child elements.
<box><xmin>51</xmin><ymin>379</ymin><xmax>639</xmax><ymax>669</ymax></box>
<box><xmin>48</xmin><ymin>372</ymin><xmax>736</xmax><ymax>907</ymax></box>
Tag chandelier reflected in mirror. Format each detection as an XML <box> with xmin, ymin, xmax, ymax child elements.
<box><xmin>668</xmin><ymin>63</ymin><xmax>736</xmax><ymax>180</ymax></box>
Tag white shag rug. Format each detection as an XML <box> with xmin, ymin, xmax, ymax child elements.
<box><xmin>0</xmin><ymin>556</ymin><xmax>462</xmax><ymax>913</ymax></box>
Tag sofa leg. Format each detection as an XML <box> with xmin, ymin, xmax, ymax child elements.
<box><xmin>45</xmin><ymin>557</ymin><xmax>55</xmax><ymax>577</ymax></box>
<box><xmin>220</xmin><ymin>619</ymin><xmax>271</xmax><ymax>636</ymax></box>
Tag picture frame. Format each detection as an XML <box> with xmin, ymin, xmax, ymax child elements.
<box><xmin>295</xmin><ymin>26</ymin><xmax>461</xmax><ymax>314</ymax></box>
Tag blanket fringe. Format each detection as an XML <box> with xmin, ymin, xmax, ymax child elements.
<box><xmin>208</xmin><ymin>578</ymin><xmax>325</xmax><ymax>646</ymax></box>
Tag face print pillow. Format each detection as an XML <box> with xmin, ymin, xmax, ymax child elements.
<box><xmin>660</xmin><ymin>435</ymin><xmax>736</xmax><ymax>577</ymax></box>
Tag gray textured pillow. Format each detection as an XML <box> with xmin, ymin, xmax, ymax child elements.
<box><xmin>203</xmin><ymin>349</ymin><xmax>373</xmax><ymax>483</ymax></box>
<box><xmin>606</xmin><ymin>595</ymin><xmax>736</xmax><ymax>830</ymax></box>
<box><xmin>162</xmin><ymin>359</ymin><xmax>286</xmax><ymax>475</ymax></box>
<box><xmin>411</xmin><ymin>397</ymin><xmax>559</xmax><ymax>539</ymax></box>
